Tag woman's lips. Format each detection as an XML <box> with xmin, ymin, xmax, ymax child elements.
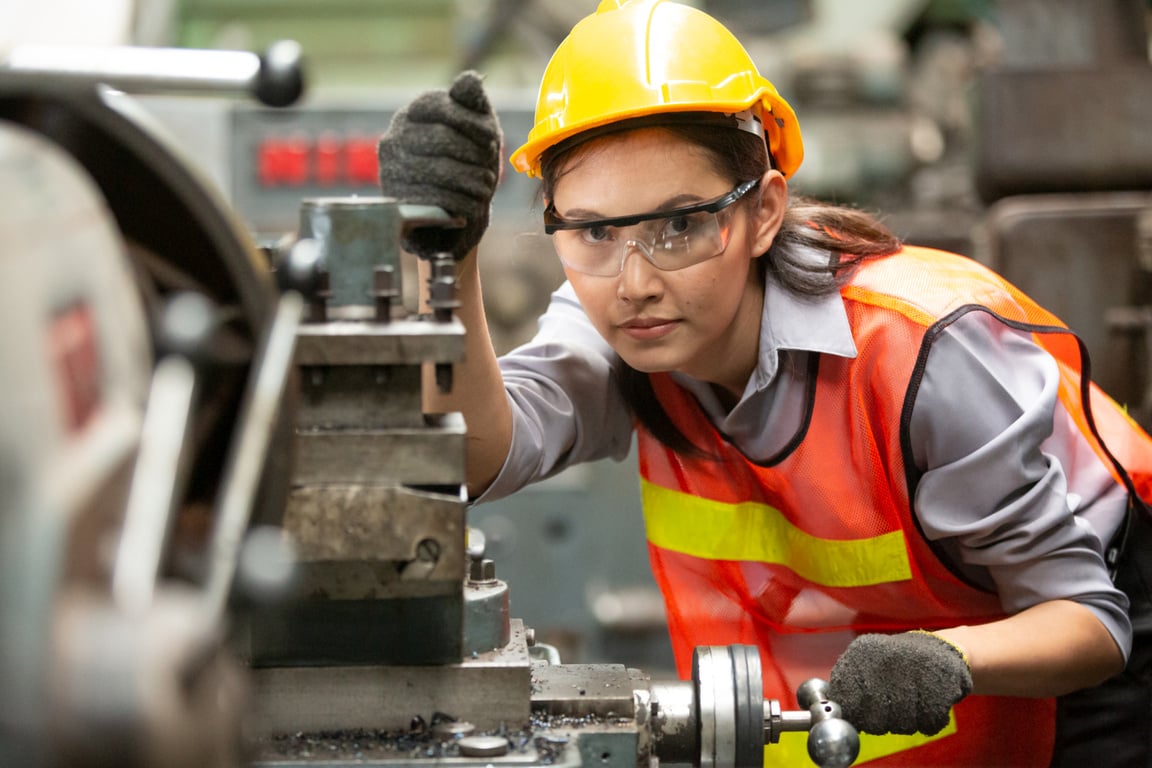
<box><xmin>619</xmin><ymin>317</ymin><xmax>680</xmax><ymax>340</ymax></box>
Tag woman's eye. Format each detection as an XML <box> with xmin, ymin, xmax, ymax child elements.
<box><xmin>581</xmin><ymin>225</ymin><xmax>614</xmax><ymax>245</ymax></box>
<box><xmin>662</xmin><ymin>214</ymin><xmax>701</xmax><ymax>239</ymax></box>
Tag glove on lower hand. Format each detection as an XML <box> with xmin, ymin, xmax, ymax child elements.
<box><xmin>377</xmin><ymin>70</ymin><xmax>502</xmax><ymax>259</ymax></box>
<box><xmin>828</xmin><ymin>630</ymin><xmax>972</xmax><ymax>736</ymax></box>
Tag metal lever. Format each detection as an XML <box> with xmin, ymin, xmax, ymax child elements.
<box><xmin>765</xmin><ymin>679</ymin><xmax>860</xmax><ymax>768</ymax></box>
<box><xmin>112</xmin><ymin>292</ymin><xmax>217</xmax><ymax>614</ymax></box>
<box><xmin>203</xmin><ymin>290</ymin><xmax>304</xmax><ymax>621</ymax></box>
<box><xmin>3</xmin><ymin>40</ymin><xmax>305</xmax><ymax>107</ymax></box>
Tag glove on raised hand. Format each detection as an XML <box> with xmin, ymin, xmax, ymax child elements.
<box><xmin>377</xmin><ymin>70</ymin><xmax>502</xmax><ymax>260</ymax></box>
<box><xmin>828</xmin><ymin>630</ymin><xmax>972</xmax><ymax>736</ymax></box>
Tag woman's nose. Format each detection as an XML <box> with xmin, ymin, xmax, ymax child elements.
<box><xmin>616</xmin><ymin>240</ymin><xmax>663</xmax><ymax>302</ymax></box>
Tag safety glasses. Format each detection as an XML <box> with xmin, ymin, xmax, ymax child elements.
<box><xmin>543</xmin><ymin>179</ymin><xmax>759</xmax><ymax>277</ymax></box>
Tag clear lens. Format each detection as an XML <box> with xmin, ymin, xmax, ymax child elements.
<box><xmin>555</xmin><ymin>208</ymin><xmax>732</xmax><ymax>276</ymax></box>
<box><xmin>546</xmin><ymin>179</ymin><xmax>756</xmax><ymax>277</ymax></box>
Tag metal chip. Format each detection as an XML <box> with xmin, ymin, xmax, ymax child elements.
<box><xmin>457</xmin><ymin>735</ymin><xmax>509</xmax><ymax>757</ymax></box>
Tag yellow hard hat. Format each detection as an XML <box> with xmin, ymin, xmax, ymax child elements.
<box><xmin>509</xmin><ymin>0</ymin><xmax>803</xmax><ymax>179</ymax></box>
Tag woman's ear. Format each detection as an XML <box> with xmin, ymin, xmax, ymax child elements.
<box><xmin>749</xmin><ymin>169</ymin><xmax>788</xmax><ymax>255</ymax></box>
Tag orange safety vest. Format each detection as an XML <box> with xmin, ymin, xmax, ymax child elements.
<box><xmin>638</xmin><ymin>246</ymin><xmax>1152</xmax><ymax>766</ymax></box>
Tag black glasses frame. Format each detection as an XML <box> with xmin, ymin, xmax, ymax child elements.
<box><xmin>543</xmin><ymin>178</ymin><xmax>760</xmax><ymax>235</ymax></box>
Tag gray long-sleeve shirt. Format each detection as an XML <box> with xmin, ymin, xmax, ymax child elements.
<box><xmin>478</xmin><ymin>250</ymin><xmax>1133</xmax><ymax>659</ymax></box>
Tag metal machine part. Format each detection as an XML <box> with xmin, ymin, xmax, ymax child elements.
<box><xmin>241</xmin><ymin>196</ymin><xmax>471</xmax><ymax>667</ymax></box>
<box><xmin>3</xmin><ymin>39</ymin><xmax>305</xmax><ymax>107</ymax></box>
<box><xmin>973</xmin><ymin>0</ymin><xmax>1152</xmax><ymax>202</ymax></box>
<box><xmin>0</xmin><ymin>45</ymin><xmax>302</xmax><ymax>768</ymax></box>
<box><xmin>688</xmin><ymin>648</ymin><xmax>858</xmax><ymax>768</ymax></box>
<box><xmin>250</xmin><ymin>640</ymin><xmax>858</xmax><ymax>768</ymax></box>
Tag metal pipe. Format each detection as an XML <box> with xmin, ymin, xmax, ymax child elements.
<box><xmin>3</xmin><ymin>40</ymin><xmax>304</xmax><ymax>107</ymax></box>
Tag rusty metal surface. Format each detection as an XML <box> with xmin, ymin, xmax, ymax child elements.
<box><xmin>284</xmin><ymin>484</ymin><xmax>465</xmax><ymax>580</ymax></box>
<box><xmin>296</xmin><ymin>365</ymin><xmax>424</xmax><ymax>429</ymax></box>
<box><xmin>529</xmin><ymin>664</ymin><xmax>647</xmax><ymax>720</ymax></box>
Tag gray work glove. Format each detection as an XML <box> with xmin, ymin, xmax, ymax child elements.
<box><xmin>828</xmin><ymin>630</ymin><xmax>973</xmax><ymax>736</ymax></box>
<box><xmin>377</xmin><ymin>70</ymin><xmax>502</xmax><ymax>260</ymax></box>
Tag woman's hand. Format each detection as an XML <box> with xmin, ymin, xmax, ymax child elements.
<box><xmin>377</xmin><ymin>70</ymin><xmax>502</xmax><ymax>260</ymax></box>
<box><xmin>829</xmin><ymin>630</ymin><xmax>972</xmax><ymax>735</ymax></box>
<box><xmin>828</xmin><ymin>600</ymin><xmax>1124</xmax><ymax>735</ymax></box>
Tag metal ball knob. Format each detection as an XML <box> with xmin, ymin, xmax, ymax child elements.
<box><xmin>156</xmin><ymin>291</ymin><xmax>217</xmax><ymax>362</ymax></box>
<box><xmin>797</xmin><ymin>678</ymin><xmax>831</xmax><ymax>709</ymax></box>
<box><xmin>276</xmin><ymin>238</ymin><xmax>324</xmax><ymax>296</ymax></box>
<box><xmin>807</xmin><ymin>717</ymin><xmax>860</xmax><ymax>768</ymax></box>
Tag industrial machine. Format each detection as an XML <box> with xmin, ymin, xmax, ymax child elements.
<box><xmin>0</xmin><ymin>41</ymin><xmax>306</xmax><ymax>768</ymax></box>
<box><xmin>0</xmin><ymin>42</ymin><xmax>860</xmax><ymax>768</ymax></box>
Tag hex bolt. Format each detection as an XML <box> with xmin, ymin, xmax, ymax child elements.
<box><xmin>373</xmin><ymin>265</ymin><xmax>400</xmax><ymax>322</ymax></box>
<box><xmin>427</xmin><ymin>253</ymin><xmax>461</xmax><ymax>323</ymax></box>
<box><xmin>468</xmin><ymin>557</ymin><xmax>496</xmax><ymax>585</ymax></box>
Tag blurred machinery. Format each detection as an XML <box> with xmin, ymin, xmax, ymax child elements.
<box><xmin>0</xmin><ymin>43</ymin><xmax>304</xmax><ymax>768</ymax></box>
<box><xmin>0</xmin><ymin>40</ymin><xmax>861</xmax><ymax>768</ymax></box>
<box><xmin>972</xmin><ymin>0</ymin><xmax>1152</xmax><ymax>426</ymax></box>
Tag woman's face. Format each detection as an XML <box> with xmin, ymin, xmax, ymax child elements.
<box><xmin>549</xmin><ymin>128</ymin><xmax>785</xmax><ymax>393</ymax></box>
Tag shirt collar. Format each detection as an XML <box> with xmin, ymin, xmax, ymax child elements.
<box><xmin>752</xmin><ymin>252</ymin><xmax>858</xmax><ymax>391</ymax></box>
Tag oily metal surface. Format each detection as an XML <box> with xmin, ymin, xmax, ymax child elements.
<box><xmin>250</xmin><ymin>621</ymin><xmax>533</xmax><ymax>734</ymax></box>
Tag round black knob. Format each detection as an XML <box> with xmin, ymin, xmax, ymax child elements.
<box><xmin>255</xmin><ymin>40</ymin><xmax>305</xmax><ymax>107</ymax></box>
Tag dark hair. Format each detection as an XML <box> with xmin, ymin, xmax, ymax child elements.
<box><xmin>540</xmin><ymin>119</ymin><xmax>902</xmax><ymax>457</ymax></box>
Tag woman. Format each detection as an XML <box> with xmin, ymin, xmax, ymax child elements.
<box><xmin>377</xmin><ymin>1</ymin><xmax>1152</xmax><ymax>764</ymax></box>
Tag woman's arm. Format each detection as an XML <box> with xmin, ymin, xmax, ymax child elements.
<box><xmin>374</xmin><ymin>71</ymin><xmax>510</xmax><ymax>497</ymax></box>
<box><xmin>420</xmin><ymin>251</ymin><xmax>511</xmax><ymax>498</ymax></box>
<box><xmin>938</xmin><ymin>599</ymin><xmax>1124</xmax><ymax>697</ymax></box>
<box><xmin>910</xmin><ymin>311</ymin><xmax>1133</xmax><ymax>686</ymax></box>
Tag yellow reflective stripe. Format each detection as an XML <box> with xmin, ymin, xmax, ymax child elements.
<box><xmin>641</xmin><ymin>480</ymin><xmax>912</xmax><ymax>588</ymax></box>
<box><xmin>763</xmin><ymin>711</ymin><xmax>958</xmax><ymax>766</ymax></box>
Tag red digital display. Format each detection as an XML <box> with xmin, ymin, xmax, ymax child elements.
<box><xmin>257</xmin><ymin>134</ymin><xmax>380</xmax><ymax>188</ymax></box>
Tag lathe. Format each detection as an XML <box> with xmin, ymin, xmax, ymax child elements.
<box><xmin>0</xmin><ymin>45</ymin><xmax>859</xmax><ymax>768</ymax></box>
